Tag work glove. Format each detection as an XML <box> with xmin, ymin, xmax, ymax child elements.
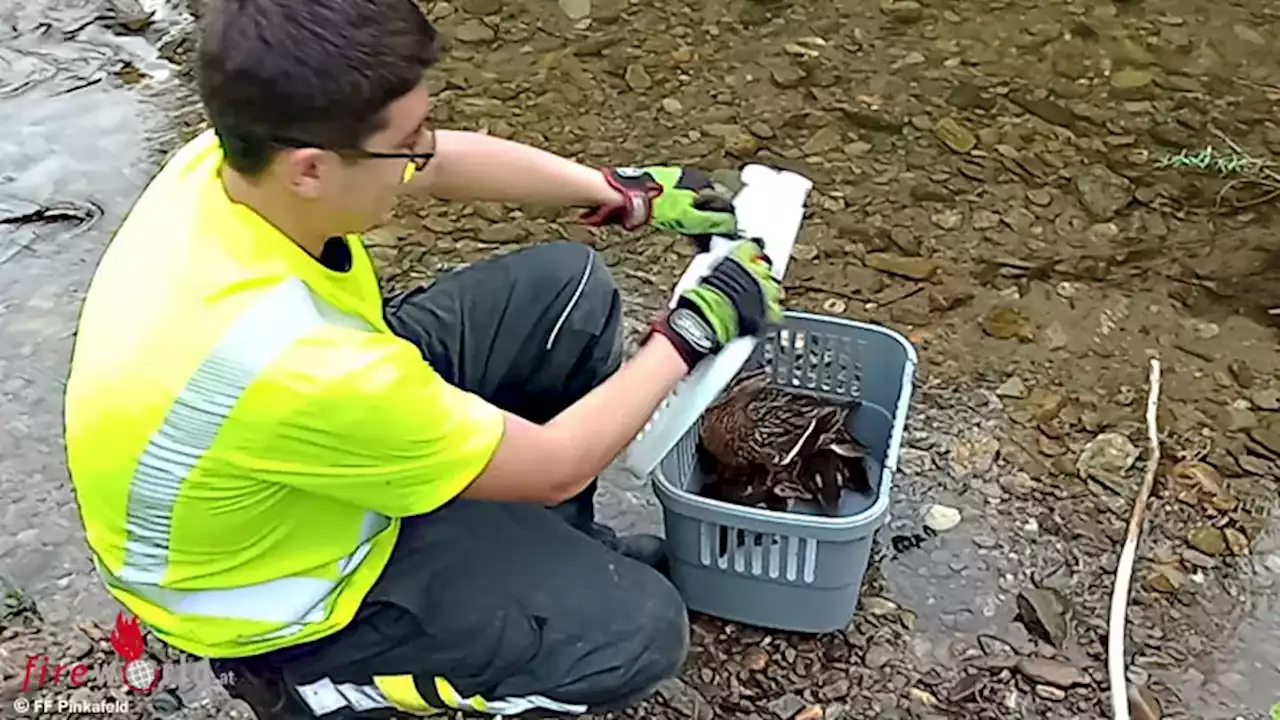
<box><xmin>647</xmin><ymin>238</ymin><xmax>784</xmax><ymax>371</ymax></box>
<box><xmin>580</xmin><ymin>166</ymin><xmax>737</xmax><ymax>250</ymax></box>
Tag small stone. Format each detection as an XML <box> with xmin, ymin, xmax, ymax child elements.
<box><xmin>1034</xmin><ymin>685</ymin><xmax>1067</xmax><ymax>701</ymax></box>
<box><xmin>820</xmin><ymin>678</ymin><xmax>851</xmax><ymax>701</ymax></box>
<box><xmin>864</xmin><ymin>253</ymin><xmax>937</xmax><ymax>281</ymax></box>
<box><xmin>1233</xmin><ymin>24</ymin><xmax>1266</xmax><ymax>45</ymax></box>
<box><xmin>1087</xmin><ymin>222</ymin><xmax>1121</xmax><ymax>243</ymax></box>
<box><xmin>981</xmin><ymin>306</ymin><xmax>1035</xmax><ymax>342</ymax></box>
<box><xmin>796</xmin><ymin>705</ymin><xmax>824</xmax><ymax>720</ymax></box>
<box><xmin>803</xmin><ymin>127</ymin><xmax>844</xmax><ymax>155</ymax></box>
<box><xmin>1251</xmin><ymin>388</ymin><xmax>1280</xmax><ymax>411</ymax></box>
<box><xmin>460</xmin><ymin>0</ymin><xmax>502</xmax><ymax>13</ymax></box>
<box><xmin>768</xmin><ymin>693</ymin><xmax>807</xmax><ymax>719</ymax></box>
<box><xmin>1075</xmin><ymin>165</ymin><xmax>1134</xmax><ymax>220</ymax></box>
<box><xmin>906</xmin><ymin>688</ymin><xmax>938</xmax><ymax>707</ymax></box>
<box><xmin>931</xmin><ymin>209</ymin><xmax>964</xmax><ymax>230</ymax></box>
<box><xmin>1016</xmin><ymin>657</ymin><xmax>1089</xmax><ymax>688</ymax></box>
<box><xmin>1249</xmin><ymin>427</ymin><xmax>1280</xmax><ymax>457</ymax></box>
<box><xmin>1225</xmin><ymin>528</ymin><xmax>1249</xmax><ymax>556</ymax></box>
<box><xmin>1189</xmin><ymin>526</ymin><xmax>1227</xmax><ymax>556</ymax></box>
<box><xmin>972</xmin><ymin>209</ymin><xmax>1000</xmax><ymax>230</ymax></box>
<box><xmin>1043</xmin><ymin>322</ymin><xmax>1068</xmax><ymax>350</ymax></box>
<box><xmin>949</xmin><ymin>434</ymin><xmax>1000</xmax><ymax>476</ymax></box>
<box><xmin>1003</xmin><ymin>207</ymin><xmax>1037</xmax><ymax>234</ymax></box>
<box><xmin>899</xmin><ymin>447</ymin><xmax>934</xmax><ymax>474</ymax></box>
<box><xmin>742</xmin><ymin>646</ymin><xmax>769</xmax><ymax>671</ymax></box>
<box><xmin>1016</xmin><ymin>588</ymin><xmax>1071</xmax><ymax>648</ymax></box>
<box><xmin>935</xmin><ymin>117</ymin><xmax>977</xmax><ymax>153</ymax></box>
<box><xmin>923</xmin><ymin>504</ymin><xmax>962</xmax><ymax>532</ymax></box>
<box><xmin>882</xmin><ymin>0</ymin><xmax>924</xmax><ymax>23</ymax></box>
<box><xmin>1228</xmin><ymin>360</ymin><xmax>1255</xmax><ymax>388</ymax></box>
<box><xmin>996</xmin><ymin>376</ymin><xmax>1028</xmax><ymax>398</ymax></box>
<box><xmin>1223</xmin><ymin>405</ymin><xmax>1258</xmax><ymax>431</ymax></box>
<box><xmin>1181</xmin><ymin>548</ymin><xmax>1217</xmax><ymax>570</ymax></box>
<box><xmin>479</xmin><ymin>224</ymin><xmax>524</xmax><ymax>244</ymax></box>
<box><xmin>453</xmin><ymin>18</ymin><xmax>496</xmax><ymax>43</ymax></box>
<box><xmin>557</xmin><ymin>0</ymin><xmax>592</xmax><ymax>20</ymax></box>
<box><xmin>1026</xmin><ymin>188</ymin><xmax>1053</xmax><ymax>206</ymax></box>
<box><xmin>661</xmin><ymin>98</ymin><xmax>683</xmax><ymax>114</ymax></box>
<box><xmin>625</xmin><ymin>64</ymin><xmax>652</xmax><ymax>90</ymax></box>
<box><xmin>860</xmin><ymin>596</ymin><xmax>900</xmax><ymax>616</ymax></box>
<box><xmin>822</xmin><ymin>298</ymin><xmax>847</xmax><ymax>314</ymax></box>
<box><xmin>1076</xmin><ymin>432</ymin><xmax>1139</xmax><ymax>489</ymax></box>
<box><xmin>1147</xmin><ymin>565</ymin><xmax>1186</xmax><ymax>593</ymax></box>
<box><xmin>1111</xmin><ymin>68</ymin><xmax>1154</xmax><ymax>90</ymax></box>
<box><xmin>865</xmin><ymin>644</ymin><xmax>894</xmax><ymax>669</ymax></box>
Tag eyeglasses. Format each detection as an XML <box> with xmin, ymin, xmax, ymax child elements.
<box><xmin>270</xmin><ymin>116</ymin><xmax>436</xmax><ymax>173</ymax></box>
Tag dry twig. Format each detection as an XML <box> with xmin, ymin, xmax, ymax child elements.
<box><xmin>1107</xmin><ymin>357</ymin><xmax>1162</xmax><ymax>720</ymax></box>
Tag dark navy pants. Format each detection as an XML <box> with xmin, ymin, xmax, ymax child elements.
<box><xmin>215</xmin><ymin>242</ymin><xmax>688</xmax><ymax>718</ymax></box>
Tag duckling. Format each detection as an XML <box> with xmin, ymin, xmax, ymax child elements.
<box><xmin>699</xmin><ymin>368</ymin><xmax>869</xmax><ymax>514</ymax></box>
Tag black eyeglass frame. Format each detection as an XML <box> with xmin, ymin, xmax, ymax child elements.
<box><xmin>266</xmin><ymin>117</ymin><xmax>437</xmax><ymax>172</ymax></box>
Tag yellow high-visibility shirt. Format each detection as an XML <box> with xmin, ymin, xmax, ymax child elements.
<box><xmin>64</xmin><ymin>128</ymin><xmax>504</xmax><ymax>658</ymax></box>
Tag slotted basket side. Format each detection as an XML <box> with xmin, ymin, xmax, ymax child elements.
<box><xmin>652</xmin><ymin>312</ymin><xmax>917</xmax><ymax>633</ymax></box>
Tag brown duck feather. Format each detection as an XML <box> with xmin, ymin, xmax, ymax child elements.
<box><xmin>699</xmin><ymin>368</ymin><xmax>870</xmax><ymax>514</ymax></box>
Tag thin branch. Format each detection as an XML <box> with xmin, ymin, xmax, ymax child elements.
<box><xmin>1107</xmin><ymin>357</ymin><xmax>1162</xmax><ymax>720</ymax></box>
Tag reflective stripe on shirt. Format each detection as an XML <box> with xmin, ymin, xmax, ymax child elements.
<box><xmin>99</xmin><ymin>277</ymin><xmax>390</xmax><ymax>635</ymax></box>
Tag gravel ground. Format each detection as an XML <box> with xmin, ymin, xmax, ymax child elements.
<box><xmin>2</xmin><ymin>0</ymin><xmax>1280</xmax><ymax>718</ymax></box>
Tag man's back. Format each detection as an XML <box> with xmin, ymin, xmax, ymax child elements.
<box><xmin>64</xmin><ymin>129</ymin><xmax>503</xmax><ymax>658</ymax></box>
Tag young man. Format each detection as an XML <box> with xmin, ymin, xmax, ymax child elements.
<box><xmin>62</xmin><ymin>0</ymin><xmax>783</xmax><ymax>717</ymax></box>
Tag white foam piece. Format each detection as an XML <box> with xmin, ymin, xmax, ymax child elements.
<box><xmin>616</xmin><ymin>164</ymin><xmax>814</xmax><ymax>480</ymax></box>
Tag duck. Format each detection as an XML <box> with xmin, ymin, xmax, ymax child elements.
<box><xmin>698</xmin><ymin>368</ymin><xmax>870</xmax><ymax>515</ymax></box>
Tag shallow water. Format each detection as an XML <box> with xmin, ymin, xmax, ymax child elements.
<box><xmin>0</xmin><ymin>0</ymin><xmax>196</xmax><ymax>622</ymax></box>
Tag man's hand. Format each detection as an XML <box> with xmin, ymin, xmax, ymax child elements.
<box><xmin>648</xmin><ymin>239</ymin><xmax>783</xmax><ymax>370</ymax></box>
<box><xmin>580</xmin><ymin>166</ymin><xmax>737</xmax><ymax>247</ymax></box>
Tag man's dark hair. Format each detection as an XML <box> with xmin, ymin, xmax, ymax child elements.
<box><xmin>198</xmin><ymin>0</ymin><xmax>442</xmax><ymax>176</ymax></box>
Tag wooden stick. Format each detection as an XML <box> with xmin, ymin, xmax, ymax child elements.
<box><xmin>1107</xmin><ymin>357</ymin><xmax>1162</xmax><ymax>720</ymax></box>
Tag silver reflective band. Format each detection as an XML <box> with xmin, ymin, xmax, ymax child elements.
<box><xmin>100</xmin><ymin>278</ymin><xmax>388</xmax><ymax>632</ymax></box>
<box><xmin>669</xmin><ymin>307</ymin><xmax>715</xmax><ymax>353</ymax></box>
<box><xmin>294</xmin><ymin>676</ymin><xmax>589</xmax><ymax>717</ymax></box>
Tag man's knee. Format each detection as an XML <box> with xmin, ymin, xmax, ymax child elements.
<box><xmin>519</xmin><ymin>241</ymin><xmax>618</xmax><ymax>302</ymax></box>
<box><xmin>608</xmin><ymin>571</ymin><xmax>690</xmax><ymax>706</ymax></box>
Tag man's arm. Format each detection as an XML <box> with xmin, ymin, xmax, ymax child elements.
<box><xmin>461</xmin><ymin>335</ymin><xmax>687</xmax><ymax>504</ymax></box>
<box><xmin>406</xmin><ymin>130</ymin><xmax>620</xmax><ymax>207</ymax></box>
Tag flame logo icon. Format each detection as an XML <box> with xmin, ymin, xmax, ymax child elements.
<box><xmin>109</xmin><ymin>612</ymin><xmax>162</xmax><ymax>693</ymax></box>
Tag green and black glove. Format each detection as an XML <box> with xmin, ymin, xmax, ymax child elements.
<box><xmin>647</xmin><ymin>239</ymin><xmax>784</xmax><ymax>370</ymax></box>
<box><xmin>580</xmin><ymin>166</ymin><xmax>737</xmax><ymax>250</ymax></box>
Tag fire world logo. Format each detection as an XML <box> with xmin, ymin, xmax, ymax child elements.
<box><xmin>108</xmin><ymin>612</ymin><xmax>162</xmax><ymax>693</ymax></box>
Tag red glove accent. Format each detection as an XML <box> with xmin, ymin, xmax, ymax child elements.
<box><xmin>643</xmin><ymin>309</ymin><xmax>699</xmax><ymax>371</ymax></box>
<box><xmin>579</xmin><ymin>169</ymin><xmax>662</xmax><ymax>230</ymax></box>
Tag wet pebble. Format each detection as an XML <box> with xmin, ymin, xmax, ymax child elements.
<box><xmin>948</xmin><ymin>433</ymin><xmax>999</xmax><ymax>476</ymax></box>
<box><xmin>1181</xmin><ymin>548</ymin><xmax>1218</xmax><ymax>569</ymax></box>
<box><xmin>899</xmin><ymin>447</ymin><xmax>934</xmax><ymax>474</ymax></box>
<box><xmin>1034</xmin><ymin>684</ymin><xmax>1067</xmax><ymax>701</ymax></box>
<box><xmin>923</xmin><ymin>504</ymin><xmax>962</xmax><ymax>532</ymax></box>
<box><xmin>995</xmin><ymin>376</ymin><xmax>1027</xmax><ymax>398</ymax></box>
<box><xmin>1188</xmin><ymin>526</ymin><xmax>1227</xmax><ymax>556</ymax></box>
<box><xmin>865</xmin><ymin>644</ymin><xmax>894</xmax><ymax>669</ymax></box>
<box><xmin>1016</xmin><ymin>657</ymin><xmax>1089</xmax><ymax>688</ymax></box>
<box><xmin>1249</xmin><ymin>388</ymin><xmax>1280</xmax><ymax>411</ymax></box>
<box><xmin>1076</xmin><ymin>432</ymin><xmax>1139</xmax><ymax>488</ymax></box>
<box><xmin>768</xmin><ymin>693</ymin><xmax>807</xmax><ymax>719</ymax></box>
<box><xmin>453</xmin><ymin>19</ymin><xmax>495</xmax><ymax>42</ymax></box>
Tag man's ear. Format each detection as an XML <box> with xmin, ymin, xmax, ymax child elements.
<box><xmin>282</xmin><ymin>148</ymin><xmax>329</xmax><ymax>200</ymax></box>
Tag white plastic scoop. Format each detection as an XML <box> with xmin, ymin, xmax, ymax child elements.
<box><xmin>615</xmin><ymin>164</ymin><xmax>814</xmax><ymax>479</ymax></box>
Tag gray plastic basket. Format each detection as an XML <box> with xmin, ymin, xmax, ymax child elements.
<box><xmin>652</xmin><ymin>311</ymin><xmax>917</xmax><ymax>633</ymax></box>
